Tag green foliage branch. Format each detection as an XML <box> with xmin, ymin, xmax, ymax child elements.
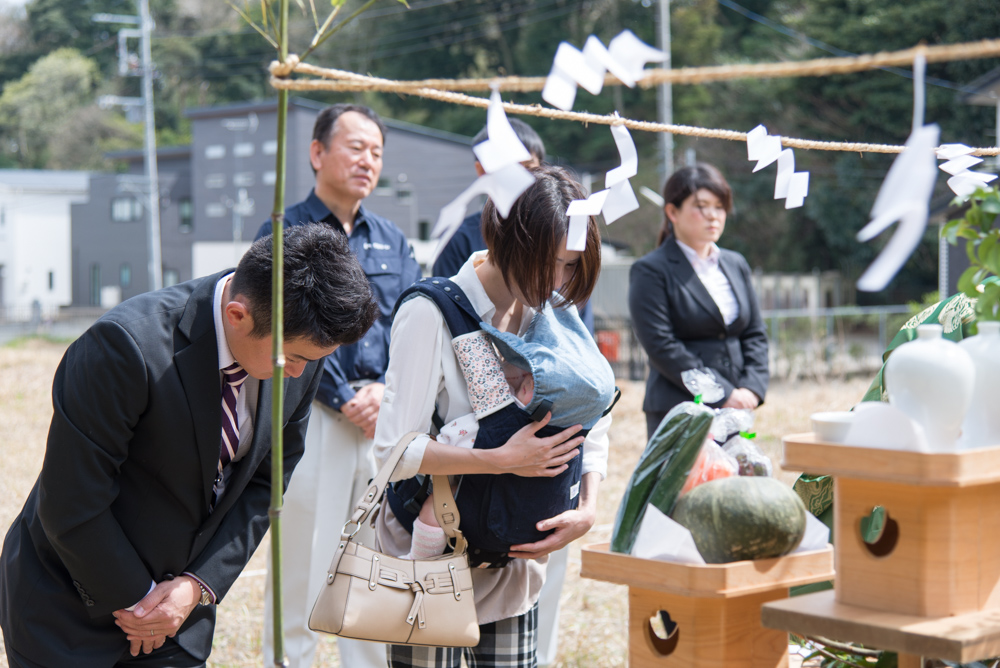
<box><xmin>943</xmin><ymin>186</ymin><xmax>1000</xmax><ymax>322</ymax></box>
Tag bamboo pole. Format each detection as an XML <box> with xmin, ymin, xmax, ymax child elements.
<box><xmin>268</xmin><ymin>0</ymin><xmax>290</xmax><ymax>664</ymax></box>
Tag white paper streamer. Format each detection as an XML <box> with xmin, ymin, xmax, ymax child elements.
<box><xmin>747</xmin><ymin>125</ymin><xmax>810</xmax><ymax>209</ymax></box>
<box><xmin>934</xmin><ymin>142</ymin><xmax>997</xmax><ymax>196</ymax></box>
<box><xmin>542</xmin><ymin>30</ymin><xmax>664</xmax><ymax>111</ymax></box>
<box><xmin>430</xmin><ymin>89</ymin><xmax>536</xmax><ymax>266</ymax></box>
<box><xmin>856</xmin><ymin>123</ymin><xmax>940</xmax><ymax>292</ymax></box>
<box><xmin>561</xmin><ymin>122</ymin><xmax>642</xmax><ymax>249</ymax></box>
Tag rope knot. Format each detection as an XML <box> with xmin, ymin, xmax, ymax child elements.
<box><xmin>270</xmin><ymin>54</ymin><xmax>301</xmax><ymax>78</ymax></box>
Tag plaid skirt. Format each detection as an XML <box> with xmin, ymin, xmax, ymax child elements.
<box><xmin>386</xmin><ymin>604</ymin><xmax>538</xmax><ymax>668</ymax></box>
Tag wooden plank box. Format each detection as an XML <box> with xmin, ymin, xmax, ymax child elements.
<box><xmin>581</xmin><ymin>543</ymin><xmax>834</xmax><ymax>668</ymax></box>
<box><xmin>763</xmin><ymin>589</ymin><xmax>1000</xmax><ymax>665</ymax></box>
<box><xmin>783</xmin><ymin>434</ymin><xmax>1000</xmax><ymax>617</ymax></box>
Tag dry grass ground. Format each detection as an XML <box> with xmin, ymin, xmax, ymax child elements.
<box><xmin>0</xmin><ymin>337</ymin><xmax>870</xmax><ymax>667</ymax></box>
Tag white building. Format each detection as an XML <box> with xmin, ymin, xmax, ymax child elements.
<box><xmin>0</xmin><ymin>170</ymin><xmax>90</xmax><ymax>320</ymax></box>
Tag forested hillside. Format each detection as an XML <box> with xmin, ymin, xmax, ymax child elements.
<box><xmin>2</xmin><ymin>0</ymin><xmax>998</xmax><ymax>301</ymax></box>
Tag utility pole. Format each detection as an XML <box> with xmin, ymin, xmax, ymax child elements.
<box><xmin>656</xmin><ymin>0</ymin><xmax>673</xmax><ymax>181</ymax></box>
<box><xmin>94</xmin><ymin>0</ymin><xmax>162</xmax><ymax>292</ymax></box>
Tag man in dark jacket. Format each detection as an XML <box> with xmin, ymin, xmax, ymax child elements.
<box><xmin>0</xmin><ymin>225</ymin><xmax>378</xmax><ymax>667</ymax></box>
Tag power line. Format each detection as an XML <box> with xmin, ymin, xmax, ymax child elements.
<box><xmin>716</xmin><ymin>0</ymin><xmax>968</xmax><ymax>92</ymax></box>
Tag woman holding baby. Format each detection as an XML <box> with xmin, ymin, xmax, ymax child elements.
<box><xmin>371</xmin><ymin>164</ymin><xmax>615</xmax><ymax>668</ymax></box>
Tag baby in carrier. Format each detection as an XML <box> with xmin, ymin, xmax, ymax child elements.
<box><xmin>389</xmin><ymin>277</ymin><xmax>616</xmax><ymax>567</ymax></box>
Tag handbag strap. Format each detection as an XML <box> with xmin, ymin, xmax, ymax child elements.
<box><xmin>342</xmin><ymin>432</ymin><xmax>467</xmax><ymax>554</ymax></box>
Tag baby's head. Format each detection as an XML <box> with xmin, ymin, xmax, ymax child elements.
<box><xmin>502</xmin><ymin>362</ymin><xmax>534</xmax><ymax>405</ymax></box>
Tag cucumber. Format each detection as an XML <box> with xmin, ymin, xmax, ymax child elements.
<box><xmin>610</xmin><ymin>410</ymin><xmax>712</xmax><ymax>554</ymax></box>
<box><xmin>645</xmin><ymin>412</ymin><xmax>714</xmax><ymax>518</ymax></box>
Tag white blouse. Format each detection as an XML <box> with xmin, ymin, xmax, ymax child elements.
<box><xmin>676</xmin><ymin>239</ymin><xmax>740</xmax><ymax>326</ymax></box>
<box><xmin>372</xmin><ymin>252</ymin><xmax>611</xmax><ymax>624</ymax></box>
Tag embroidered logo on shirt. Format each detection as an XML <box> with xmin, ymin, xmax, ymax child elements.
<box><xmin>363</xmin><ymin>242</ymin><xmax>392</xmax><ymax>251</ymax></box>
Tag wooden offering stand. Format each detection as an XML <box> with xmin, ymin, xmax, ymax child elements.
<box><xmin>762</xmin><ymin>434</ymin><xmax>1000</xmax><ymax>667</ymax></box>
<box><xmin>581</xmin><ymin>542</ymin><xmax>834</xmax><ymax>668</ymax></box>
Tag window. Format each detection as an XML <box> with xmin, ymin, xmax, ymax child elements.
<box><xmin>179</xmin><ymin>198</ymin><xmax>193</xmax><ymax>233</ymax></box>
<box><xmin>163</xmin><ymin>269</ymin><xmax>179</xmax><ymax>287</ymax></box>
<box><xmin>206</xmin><ymin>203</ymin><xmax>226</xmax><ymax>218</ymax></box>
<box><xmin>89</xmin><ymin>264</ymin><xmax>101</xmax><ymax>306</ymax></box>
<box><xmin>205</xmin><ymin>173</ymin><xmax>226</xmax><ymax>189</ymax></box>
<box><xmin>0</xmin><ymin>206</ymin><xmax>5</xmax><ymax>226</ymax></box>
<box><xmin>396</xmin><ymin>187</ymin><xmax>413</xmax><ymax>204</ymax></box>
<box><xmin>48</xmin><ymin>271</ymin><xmax>54</xmax><ymax>291</ymax></box>
<box><xmin>111</xmin><ymin>197</ymin><xmax>142</xmax><ymax>222</ymax></box>
<box><xmin>263</xmin><ymin>171</ymin><xmax>277</xmax><ymax>185</ymax></box>
<box><xmin>233</xmin><ymin>142</ymin><xmax>254</xmax><ymax>158</ymax></box>
<box><xmin>205</xmin><ymin>145</ymin><xmax>225</xmax><ymax>159</ymax></box>
<box><xmin>418</xmin><ymin>220</ymin><xmax>431</xmax><ymax>241</ymax></box>
<box><xmin>375</xmin><ymin>177</ymin><xmax>392</xmax><ymax>195</ymax></box>
<box><xmin>120</xmin><ymin>264</ymin><xmax>131</xmax><ymax>289</ymax></box>
<box><xmin>233</xmin><ymin>172</ymin><xmax>255</xmax><ymax>187</ymax></box>
<box><xmin>263</xmin><ymin>140</ymin><xmax>278</xmax><ymax>155</ymax></box>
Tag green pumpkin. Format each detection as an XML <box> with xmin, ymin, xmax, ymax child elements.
<box><xmin>671</xmin><ymin>476</ymin><xmax>807</xmax><ymax>564</ymax></box>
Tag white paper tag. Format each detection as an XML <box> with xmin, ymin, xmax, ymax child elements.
<box><xmin>602</xmin><ymin>180</ymin><xmax>640</xmax><ymax>224</ymax></box>
<box><xmin>566</xmin><ymin>215</ymin><xmax>589</xmax><ymax>251</ymax></box>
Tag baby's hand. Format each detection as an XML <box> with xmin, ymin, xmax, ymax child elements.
<box><xmin>516</xmin><ymin>375</ymin><xmax>534</xmax><ymax>405</ymax></box>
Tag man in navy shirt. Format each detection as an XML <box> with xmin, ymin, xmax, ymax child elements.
<box><xmin>256</xmin><ymin>104</ymin><xmax>420</xmax><ymax>668</ymax></box>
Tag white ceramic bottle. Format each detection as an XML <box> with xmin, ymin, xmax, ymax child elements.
<box><xmin>884</xmin><ymin>324</ymin><xmax>976</xmax><ymax>452</ymax></box>
<box><xmin>958</xmin><ymin>321</ymin><xmax>1000</xmax><ymax>449</ymax></box>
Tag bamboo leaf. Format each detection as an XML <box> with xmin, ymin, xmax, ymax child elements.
<box><xmin>228</xmin><ymin>2</ymin><xmax>279</xmax><ymax>47</ymax></box>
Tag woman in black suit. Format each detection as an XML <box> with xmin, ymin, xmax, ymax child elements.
<box><xmin>629</xmin><ymin>163</ymin><xmax>769</xmax><ymax>439</ymax></box>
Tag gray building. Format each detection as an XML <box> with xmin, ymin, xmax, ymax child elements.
<box><xmin>71</xmin><ymin>98</ymin><xmax>475</xmax><ymax>306</ymax></box>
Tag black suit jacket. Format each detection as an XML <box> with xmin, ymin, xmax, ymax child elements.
<box><xmin>628</xmin><ymin>237</ymin><xmax>769</xmax><ymax>414</ymax></box>
<box><xmin>0</xmin><ymin>271</ymin><xmax>322</xmax><ymax>667</ymax></box>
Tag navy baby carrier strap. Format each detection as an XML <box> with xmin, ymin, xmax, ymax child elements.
<box><xmin>386</xmin><ymin>277</ymin><xmax>586</xmax><ymax>568</ymax></box>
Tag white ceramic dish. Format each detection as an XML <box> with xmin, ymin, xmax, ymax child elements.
<box><xmin>811</xmin><ymin>411</ymin><xmax>855</xmax><ymax>443</ymax></box>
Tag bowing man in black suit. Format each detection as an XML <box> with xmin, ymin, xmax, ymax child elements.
<box><xmin>629</xmin><ymin>163</ymin><xmax>769</xmax><ymax>440</ymax></box>
<box><xmin>0</xmin><ymin>224</ymin><xmax>379</xmax><ymax>668</ymax></box>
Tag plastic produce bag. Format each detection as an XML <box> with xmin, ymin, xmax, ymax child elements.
<box><xmin>722</xmin><ymin>431</ymin><xmax>773</xmax><ymax>477</ymax></box>
<box><xmin>711</xmin><ymin>407</ymin><xmax>754</xmax><ymax>443</ymax></box>
<box><xmin>679</xmin><ymin>438</ymin><xmax>739</xmax><ymax>495</ymax></box>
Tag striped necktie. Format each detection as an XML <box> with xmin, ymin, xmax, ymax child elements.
<box><xmin>220</xmin><ymin>362</ymin><xmax>249</xmax><ymax>475</ymax></box>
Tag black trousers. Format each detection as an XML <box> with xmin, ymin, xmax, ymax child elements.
<box><xmin>645</xmin><ymin>410</ymin><xmax>668</xmax><ymax>442</ymax></box>
<box><xmin>5</xmin><ymin>639</ymin><xmax>205</xmax><ymax>668</ymax></box>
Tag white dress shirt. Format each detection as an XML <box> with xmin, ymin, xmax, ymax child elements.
<box><xmin>213</xmin><ymin>273</ymin><xmax>258</xmax><ymax>460</ymax></box>
<box><xmin>676</xmin><ymin>239</ymin><xmax>740</xmax><ymax>326</ymax></box>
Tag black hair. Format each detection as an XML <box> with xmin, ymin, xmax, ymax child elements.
<box><xmin>231</xmin><ymin>223</ymin><xmax>380</xmax><ymax>347</ymax></box>
<box><xmin>472</xmin><ymin>118</ymin><xmax>546</xmax><ymax>164</ymax></box>
<box><xmin>658</xmin><ymin>163</ymin><xmax>733</xmax><ymax>246</ymax></box>
<box><xmin>312</xmin><ymin>104</ymin><xmax>388</xmax><ymax>148</ymax></box>
<box><xmin>481</xmin><ymin>164</ymin><xmax>600</xmax><ymax>308</ymax></box>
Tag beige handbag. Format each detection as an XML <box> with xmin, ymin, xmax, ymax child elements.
<box><xmin>308</xmin><ymin>432</ymin><xmax>480</xmax><ymax>647</ymax></box>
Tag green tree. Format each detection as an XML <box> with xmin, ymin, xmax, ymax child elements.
<box><xmin>0</xmin><ymin>48</ymin><xmax>102</xmax><ymax>168</ymax></box>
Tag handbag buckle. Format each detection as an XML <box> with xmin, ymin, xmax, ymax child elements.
<box><xmin>341</xmin><ymin>520</ymin><xmax>362</xmax><ymax>539</ymax></box>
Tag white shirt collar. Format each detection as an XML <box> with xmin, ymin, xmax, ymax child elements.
<box><xmin>213</xmin><ymin>273</ymin><xmax>238</xmax><ymax>372</ymax></box>
<box><xmin>676</xmin><ymin>238</ymin><xmax>721</xmax><ymax>267</ymax></box>
<box><xmin>453</xmin><ymin>251</ymin><xmax>533</xmax><ymax>333</ymax></box>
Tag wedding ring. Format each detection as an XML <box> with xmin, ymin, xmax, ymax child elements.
<box><xmin>149</xmin><ymin>630</ymin><xmax>154</xmax><ymax>637</ymax></box>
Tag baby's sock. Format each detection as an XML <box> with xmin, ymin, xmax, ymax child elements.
<box><xmin>405</xmin><ymin>518</ymin><xmax>447</xmax><ymax>559</ymax></box>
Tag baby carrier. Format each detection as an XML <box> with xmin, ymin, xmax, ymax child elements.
<box><xmin>386</xmin><ymin>277</ymin><xmax>617</xmax><ymax>568</ymax></box>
